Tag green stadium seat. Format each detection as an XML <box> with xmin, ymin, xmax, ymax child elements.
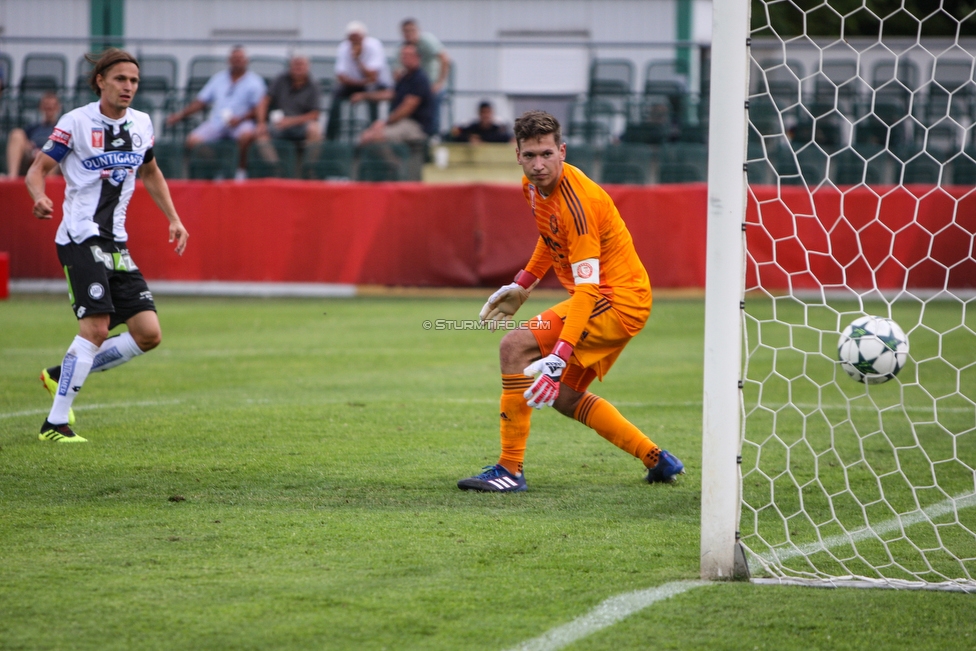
<box><xmin>567</xmin><ymin>98</ymin><xmax>620</xmax><ymax>146</ymax></box>
<box><xmin>187</xmin><ymin>139</ymin><xmax>238</xmax><ymax>180</ymax></box>
<box><xmin>564</xmin><ymin>142</ymin><xmax>598</xmax><ymax>178</ymax></box>
<box><xmin>589</xmin><ymin>59</ymin><xmax>634</xmax><ymax>97</ymax></box>
<box><xmin>901</xmin><ymin>154</ymin><xmax>942</xmax><ymax>184</ymax></box>
<box><xmin>658</xmin><ymin>142</ymin><xmax>707</xmax><ymax>183</ymax></box>
<box><xmin>150</xmin><ymin>140</ymin><xmax>185</xmax><ymax>179</ymax></box>
<box><xmin>601</xmin><ymin>143</ymin><xmax>652</xmax><ymax>184</ymax></box>
<box><xmin>247</xmin><ymin>139</ymin><xmax>298</xmax><ymax>179</ymax></box>
<box><xmin>301</xmin><ymin>141</ymin><xmax>353</xmax><ymax>180</ymax></box>
<box><xmin>249</xmin><ymin>55</ymin><xmax>287</xmax><ymax>88</ymax></box>
<box><xmin>354</xmin><ymin>143</ymin><xmax>410</xmax><ymax>181</ymax></box>
<box><xmin>949</xmin><ymin>151</ymin><xmax>976</xmax><ymax>185</ymax></box>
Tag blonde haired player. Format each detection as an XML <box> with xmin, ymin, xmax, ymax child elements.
<box><xmin>457</xmin><ymin>111</ymin><xmax>684</xmax><ymax>492</ymax></box>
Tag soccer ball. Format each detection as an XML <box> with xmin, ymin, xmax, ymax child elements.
<box><xmin>837</xmin><ymin>315</ymin><xmax>909</xmax><ymax>384</ymax></box>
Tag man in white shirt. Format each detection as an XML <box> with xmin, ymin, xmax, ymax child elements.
<box><xmin>26</xmin><ymin>48</ymin><xmax>189</xmax><ymax>443</ymax></box>
<box><xmin>325</xmin><ymin>21</ymin><xmax>393</xmax><ymax>141</ymax></box>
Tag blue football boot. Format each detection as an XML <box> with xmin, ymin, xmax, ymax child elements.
<box><xmin>457</xmin><ymin>465</ymin><xmax>527</xmax><ymax>492</ymax></box>
<box><xmin>645</xmin><ymin>449</ymin><xmax>685</xmax><ymax>484</ymax></box>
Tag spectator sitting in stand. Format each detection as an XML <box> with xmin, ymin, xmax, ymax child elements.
<box><xmin>451</xmin><ymin>101</ymin><xmax>513</xmax><ymax>144</ymax></box>
<box><xmin>356</xmin><ymin>43</ymin><xmax>433</xmax><ymax>145</ymax></box>
<box><xmin>254</xmin><ymin>54</ymin><xmax>321</xmax><ymax>162</ymax></box>
<box><xmin>400</xmin><ymin>18</ymin><xmax>450</xmax><ymax>137</ymax></box>
<box><xmin>165</xmin><ymin>46</ymin><xmax>266</xmax><ymax>181</ymax></box>
<box><xmin>325</xmin><ymin>21</ymin><xmax>393</xmax><ymax>141</ymax></box>
<box><xmin>6</xmin><ymin>92</ymin><xmax>62</xmax><ymax>178</ymax></box>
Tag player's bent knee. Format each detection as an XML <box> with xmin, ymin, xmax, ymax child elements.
<box><xmin>553</xmin><ymin>389</ymin><xmax>583</xmax><ymax>417</ymax></box>
<box><xmin>79</xmin><ymin>316</ymin><xmax>111</xmax><ymax>346</ymax></box>
<box><xmin>133</xmin><ymin>329</ymin><xmax>162</xmax><ymax>351</ymax></box>
<box><xmin>499</xmin><ymin>328</ymin><xmax>540</xmax><ymax>372</ymax></box>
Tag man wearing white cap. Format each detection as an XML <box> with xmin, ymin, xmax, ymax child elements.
<box><xmin>326</xmin><ymin>20</ymin><xmax>393</xmax><ymax>141</ymax></box>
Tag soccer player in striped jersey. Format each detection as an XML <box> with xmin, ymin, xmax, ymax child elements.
<box><xmin>457</xmin><ymin>111</ymin><xmax>684</xmax><ymax>492</ymax></box>
<box><xmin>26</xmin><ymin>48</ymin><xmax>189</xmax><ymax>443</ymax></box>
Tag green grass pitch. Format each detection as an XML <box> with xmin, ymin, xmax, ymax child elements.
<box><xmin>1</xmin><ymin>294</ymin><xmax>973</xmax><ymax>650</ymax></box>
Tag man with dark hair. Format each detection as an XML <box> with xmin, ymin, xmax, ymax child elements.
<box><xmin>451</xmin><ymin>100</ymin><xmax>513</xmax><ymax>143</ymax></box>
<box><xmin>356</xmin><ymin>43</ymin><xmax>433</xmax><ymax>144</ymax></box>
<box><xmin>400</xmin><ymin>18</ymin><xmax>450</xmax><ymax>135</ymax></box>
<box><xmin>457</xmin><ymin>110</ymin><xmax>684</xmax><ymax>492</ymax></box>
<box><xmin>26</xmin><ymin>48</ymin><xmax>189</xmax><ymax>443</ymax></box>
<box><xmin>6</xmin><ymin>92</ymin><xmax>62</xmax><ymax>178</ymax></box>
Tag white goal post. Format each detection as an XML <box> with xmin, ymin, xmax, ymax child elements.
<box><xmin>701</xmin><ymin>0</ymin><xmax>976</xmax><ymax>591</ymax></box>
<box><xmin>700</xmin><ymin>0</ymin><xmax>751</xmax><ymax>580</ymax></box>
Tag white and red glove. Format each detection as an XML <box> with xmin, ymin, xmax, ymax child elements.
<box><xmin>479</xmin><ymin>270</ymin><xmax>539</xmax><ymax>324</ymax></box>
<box><xmin>523</xmin><ymin>340</ymin><xmax>573</xmax><ymax>409</ymax></box>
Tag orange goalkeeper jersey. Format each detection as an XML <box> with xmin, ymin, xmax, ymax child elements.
<box><xmin>521</xmin><ymin>163</ymin><xmax>652</xmax><ymax>343</ymax></box>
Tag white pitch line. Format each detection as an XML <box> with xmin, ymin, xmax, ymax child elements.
<box><xmin>503</xmin><ymin>581</ymin><xmax>710</xmax><ymax>651</ymax></box>
<box><xmin>763</xmin><ymin>491</ymin><xmax>976</xmax><ymax>564</ymax></box>
<box><xmin>507</xmin><ymin>494</ymin><xmax>976</xmax><ymax>651</ymax></box>
<box><xmin>0</xmin><ymin>399</ymin><xmax>182</xmax><ymax>420</ymax></box>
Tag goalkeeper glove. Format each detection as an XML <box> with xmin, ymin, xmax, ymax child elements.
<box><xmin>523</xmin><ymin>340</ymin><xmax>573</xmax><ymax>409</ymax></box>
<box><xmin>479</xmin><ymin>270</ymin><xmax>539</xmax><ymax>323</ymax></box>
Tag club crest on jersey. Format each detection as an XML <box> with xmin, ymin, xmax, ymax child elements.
<box><xmin>100</xmin><ymin>168</ymin><xmax>129</xmax><ymax>186</ymax></box>
<box><xmin>132</xmin><ymin>133</ymin><xmax>142</xmax><ymax>147</ymax></box>
<box><xmin>549</xmin><ymin>214</ymin><xmax>559</xmax><ymax>234</ymax></box>
<box><xmin>91</xmin><ymin>128</ymin><xmax>104</xmax><ymax>148</ymax></box>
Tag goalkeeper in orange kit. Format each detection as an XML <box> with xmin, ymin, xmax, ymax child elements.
<box><xmin>457</xmin><ymin>110</ymin><xmax>684</xmax><ymax>492</ymax></box>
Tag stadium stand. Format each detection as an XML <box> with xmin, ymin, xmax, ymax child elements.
<box><xmin>185</xmin><ymin>55</ymin><xmax>224</xmax><ymax>99</ymax></box>
<box><xmin>0</xmin><ymin>53</ymin><xmax>14</xmax><ymax>131</ymax></box>
<box><xmin>354</xmin><ymin>142</ymin><xmax>411</xmax><ymax>181</ymax></box>
<box><xmin>300</xmin><ymin>141</ymin><xmax>354</xmax><ymax>180</ymax></box>
<box><xmin>72</xmin><ymin>56</ymin><xmax>98</xmax><ymax>108</ymax></box>
<box><xmin>23</xmin><ymin>45</ymin><xmax>976</xmax><ymax>187</ymax></box>
<box><xmin>187</xmin><ymin>139</ymin><xmax>238</xmax><ymax>180</ymax></box>
<box><xmin>138</xmin><ymin>54</ymin><xmax>179</xmax><ymax>111</ymax></box>
<box><xmin>601</xmin><ymin>142</ymin><xmax>653</xmax><ymax>185</ymax></box>
<box><xmin>18</xmin><ymin>53</ymin><xmax>66</xmax><ymax>125</ymax></box>
<box><xmin>564</xmin><ymin>142</ymin><xmax>599</xmax><ymax>179</ymax></box>
<box><xmin>658</xmin><ymin>142</ymin><xmax>707</xmax><ymax>183</ymax></box>
<box><xmin>246</xmin><ymin>138</ymin><xmax>298</xmax><ymax>179</ymax></box>
<box><xmin>248</xmin><ymin>55</ymin><xmax>287</xmax><ymax>88</ymax></box>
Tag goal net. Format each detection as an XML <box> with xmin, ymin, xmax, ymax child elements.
<box><xmin>730</xmin><ymin>0</ymin><xmax>976</xmax><ymax>591</ymax></box>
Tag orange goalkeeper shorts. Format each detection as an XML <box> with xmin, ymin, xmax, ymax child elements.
<box><xmin>529</xmin><ymin>298</ymin><xmax>641</xmax><ymax>392</ymax></box>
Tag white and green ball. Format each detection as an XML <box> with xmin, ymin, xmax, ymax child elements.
<box><xmin>837</xmin><ymin>315</ymin><xmax>909</xmax><ymax>384</ymax></box>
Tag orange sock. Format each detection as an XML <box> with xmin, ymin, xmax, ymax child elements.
<box><xmin>575</xmin><ymin>393</ymin><xmax>661</xmax><ymax>468</ymax></box>
<box><xmin>498</xmin><ymin>374</ymin><xmax>534</xmax><ymax>475</ymax></box>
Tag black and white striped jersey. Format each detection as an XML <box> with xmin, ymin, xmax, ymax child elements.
<box><xmin>41</xmin><ymin>102</ymin><xmax>155</xmax><ymax>245</ymax></box>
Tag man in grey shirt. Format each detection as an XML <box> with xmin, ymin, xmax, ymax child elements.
<box><xmin>255</xmin><ymin>55</ymin><xmax>322</xmax><ymax>144</ymax></box>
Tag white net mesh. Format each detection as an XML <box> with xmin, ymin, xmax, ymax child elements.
<box><xmin>739</xmin><ymin>0</ymin><xmax>976</xmax><ymax>591</ymax></box>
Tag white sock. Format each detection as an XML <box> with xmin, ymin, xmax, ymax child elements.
<box><xmin>48</xmin><ymin>336</ymin><xmax>99</xmax><ymax>425</ymax></box>
<box><xmin>91</xmin><ymin>331</ymin><xmax>144</xmax><ymax>373</ymax></box>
